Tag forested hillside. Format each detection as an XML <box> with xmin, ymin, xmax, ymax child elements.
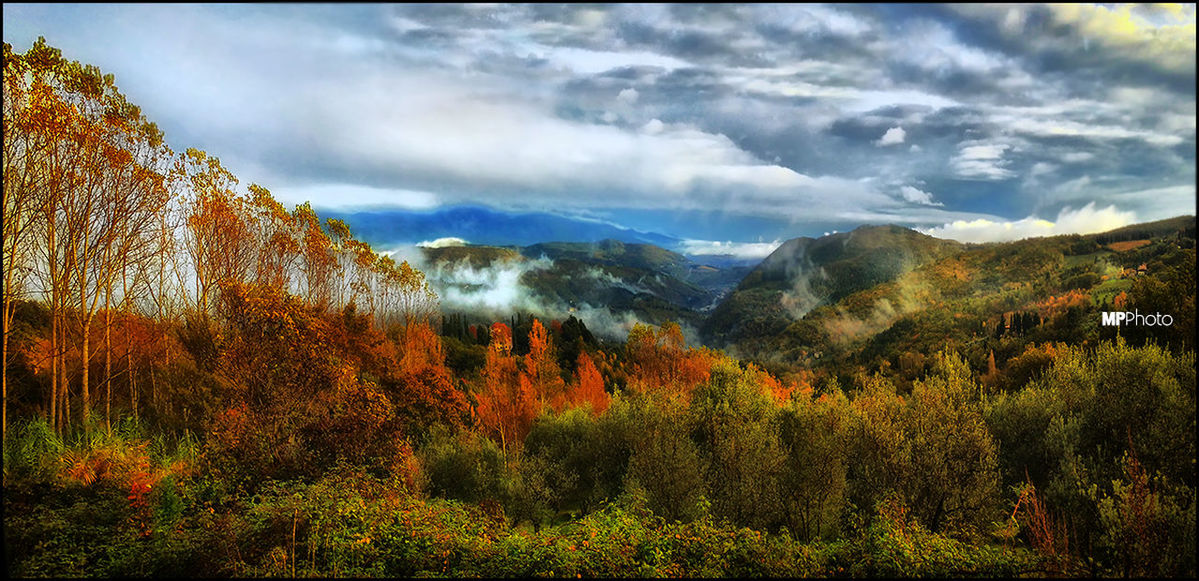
<box><xmin>3</xmin><ymin>38</ymin><xmax>1195</xmax><ymax>579</ymax></box>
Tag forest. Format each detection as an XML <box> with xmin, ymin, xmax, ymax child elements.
<box><xmin>3</xmin><ymin>38</ymin><xmax>1196</xmax><ymax>578</ymax></box>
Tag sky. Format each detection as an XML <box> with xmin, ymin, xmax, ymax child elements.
<box><xmin>4</xmin><ymin>3</ymin><xmax>1196</xmax><ymax>257</ymax></box>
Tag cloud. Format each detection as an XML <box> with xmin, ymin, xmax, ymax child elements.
<box><xmin>899</xmin><ymin>185</ymin><xmax>942</xmax><ymax>206</ymax></box>
<box><xmin>403</xmin><ymin>249</ymin><xmax>657</xmax><ymax>339</ymax></box>
<box><xmin>875</xmin><ymin>126</ymin><xmax>906</xmax><ymax>146</ymax></box>
<box><xmin>274</xmin><ymin>183</ymin><xmax>440</xmax><ymax>210</ymax></box>
<box><xmin>950</xmin><ymin>141</ymin><xmax>1016</xmax><ymax>180</ymax></box>
<box><xmin>416</xmin><ymin>237</ymin><xmax>468</xmax><ymax>248</ymax></box>
<box><xmin>1045</xmin><ymin>4</ymin><xmax>1196</xmax><ymax>74</ymax></box>
<box><xmin>920</xmin><ymin>202</ymin><xmax>1137</xmax><ymax>243</ymax></box>
<box><xmin>424</xmin><ymin>255</ymin><xmax>554</xmax><ymax>313</ymax></box>
<box><xmin>3</xmin><ymin>4</ymin><xmax>1192</xmax><ymax>245</ymax></box>
<box><xmin>678</xmin><ymin>239</ymin><xmax>784</xmax><ymax>259</ymax></box>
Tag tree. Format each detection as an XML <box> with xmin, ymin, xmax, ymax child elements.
<box><xmin>619</xmin><ymin>392</ymin><xmax>708</xmax><ymax>523</ymax></box>
<box><xmin>475</xmin><ymin>322</ymin><xmax>537</xmax><ymax>452</ymax></box>
<box><xmin>778</xmin><ymin>385</ymin><xmax>852</xmax><ymax>540</ymax></box>
<box><xmin>4</xmin><ymin>38</ymin><xmax>171</xmax><ymax>433</ymax></box>
<box><xmin>564</xmin><ymin>351</ymin><xmax>609</xmax><ymax>416</ymax></box>
<box><xmin>2</xmin><ymin>41</ymin><xmax>40</xmax><ymax>439</ymax></box>
<box><xmin>524</xmin><ymin>319</ymin><xmax>565</xmax><ymax>410</ymax></box>
<box><xmin>182</xmin><ymin>148</ymin><xmax>251</xmax><ymax>317</ymax></box>
<box><xmin>247</xmin><ymin>183</ymin><xmax>298</xmax><ymax>291</ymax></box>
<box><xmin>903</xmin><ymin>351</ymin><xmax>1000</xmax><ymax>535</ymax></box>
<box><xmin>689</xmin><ymin>358</ymin><xmax>786</xmax><ymax>530</ymax></box>
<box><xmin>625</xmin><ymin>321</ymin><xmax>714</xmax><ymax>399</ymax></box>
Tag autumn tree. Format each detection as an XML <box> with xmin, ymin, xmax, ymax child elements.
<box><xmin>388</xmin><ymin>320</ymin><xmax>470</xmax><ymax>432</ymax></box>
<box><xmin>475</xmin><ymin>322</ymin><xmax>537</xmax><ymax>452</ymax></box>
<box><xmin>625</xmin><ymin>321</ymin><xmax>714</xmax><ymax>399</ymax></box>
<box><xmin>563</xmin><ymin>350</ymin><xmax>609</xmax><ymax>415</ymax></box>
<box><xmin>689</xmin><ymin>358</ymin><xmax>786</xmax><ymax>530</ymax></box>
<box><xmin>247</xmin><ymin>183</ymin><xmax>298</xmax><ymax>291</ymax></box>
<box><xmin>3</xmin><ymin>38</ymin><xmax>171</xmax><ymax>432</ymax></box>
<box><xmin>848</xmin><ymin>352</ymin><xmax>1000</xmax><ymax>536</ymax></box>
<box><xmin>2</xmin><ymin>41</ymin><xmax>39</xmax><ymax>439</ymax></box>
<box><xmin>778</xmin><ymin>382</ymin><xmax>852</xmax><ymax>541</ymax></box>
<box><xmin>182</xmin><ymin>148</ymin><xmax>252</xmax><ymax>317</ymax></box>
<box><xmin>523</xmin><ymin>319</ymin><xmax>565</xmax><ymax>410</ymax></box>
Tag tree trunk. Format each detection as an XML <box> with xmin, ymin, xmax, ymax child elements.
<box><xmin>60</xmin><ymin>334</ymin><xmax>70</xmax><ymax>432</ymax></box>
<box><xmin>50</xmin><ymin>306</ymin><xmax>59</xmax><ymax>434</ymax></box>
<box><xmin>150</xmin><ymin>365</ymin><xmax>157</xmax><ymax>418</ymax></box>
<box><xmin>2</xmin><ymin>298</ymin><xmax>9</xmax><ymax>442</ymax></box>
<box><xmin>105</xmin><ymin>300</ymin><xmax>112</xmax><ymax>432</ymax></box>
<box><xmin>81</xmin><ymin>318</ymin><xmax>91</xmax><ymax>430</ymax></box>
<box><xmin>131</xmin><ymin>358</ymin><xmax>138</xmax><ymax>422</ymax></box>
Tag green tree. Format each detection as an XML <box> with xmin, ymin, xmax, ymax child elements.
<box><xmin>688</xmin><ymin>359</ymin><xmax>785</xmax><ymax>530</ymax></box>
<box><xmin>778</xmin><ymin>385</ymin><xmax>851</xmax><ymax>540</ymax></box>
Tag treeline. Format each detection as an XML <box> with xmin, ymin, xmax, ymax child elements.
<box><xmin>2</xmin><ymin>38</ymin><xmax>436</xmax><ymax>440</ymax></box>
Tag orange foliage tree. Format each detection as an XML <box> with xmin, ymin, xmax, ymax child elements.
<box><xmin>524</xmin><ymin>319</ymin><xmax>566</xmax><ymax>410</ymax></box>
<box><xmin>624</xmin><ymin>321</ymin><xmax>715</xmax><ymax>399</ymax></box>
<box><xmin>562</xmin><ymin>350</ymin><xmax>609</xmax><ymax>415</ymax></box>
<box><xmin>388</xmin><ymin>321</ymin><xmax>470</xmax><ymax>431</ymax></box>
<box><xmin>474</xmin><ymin>322</ymin><xmax>537</xmax><ymax>451</ymax></box>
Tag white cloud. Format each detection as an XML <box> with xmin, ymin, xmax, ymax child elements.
<box><xmin>640</xmin><ymin>118</ymin><xmax>665</xmax><ymax>135</ymax></box>
<box><xmin>899</xmin><ymin>185</ymin><xmax>942</xmax><ymax>206</ymax></box>
<box><xmin>876</xmin><ymin>126</ymin><xmax>906</xmax><ymax>146</ymax></box>
<box><xmin>950</xmin><ymin>141</ymin><xmax>1016</xmax><ymax>180</ymax></box>
<box><xmin>920</xmin><ymin>202</ymin><xmax>1137</xmax><ymax>243</ymax></box>
<box><xmin>753</xmin><ymin>4</ymin><xmax>874</xmax><ymax>38</ymax></box>
<box><xmin>896</xmin><ymin>18</ymin><xmax>1009</xmax><ymax>76</ymax></box>
<box><xmin>953</xmin><ymin>4</ymin><xmax>1197</xmax><ymax>74</ymax></box>
<box><xmin>276</xmin><ymin>184</ymin><xmax>440</xmax><ymax>210</ymax></box>
<box><xmin>617</xmin><ymin>87</ymin><xmax>639</xmax><ymax>104</ymax></box>
<box><xmin>417</xmin><ymin>237</ymin><xmax>468</xmax><ymax>248</ymax></box>
<box><xmin>678</xmin><ymin>239</ymin><xmax>784</xmax><ymax>259</ymax></box>
<box><xmin>999</xmin><ymin>115</ymin><xmax>1185</xmax><ymax>147</ymax></box>
<box><xmin>536</xmin><ymin>45</ymin><xmax>691</xmax><ymax>75</ymax></box>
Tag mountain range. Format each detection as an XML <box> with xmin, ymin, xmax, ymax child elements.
<box><xmin>328</xmin><ymin>205</ymin><xmax>681</xmax><ymax>248</ymax></box>
<box><xmin>362</xmin><ymin>212</ymin><xmax>1195</xmax><ymax>367</ymax></box>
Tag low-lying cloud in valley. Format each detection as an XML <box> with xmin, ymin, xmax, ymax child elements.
<box><xmin>679</xmin><ymin>239</ymin><xmax>784</xmax><ymax>260</ymax></box>
<box><xmin>389</xmin><ymin>246</ymin><xmax>657</xmax><ymax>340</ymax></box>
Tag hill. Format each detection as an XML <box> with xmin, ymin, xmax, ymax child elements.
<box><xmin>701</xmin><ymin>224</ymin><xmax>964</xmax><ymax>349</ymax></box>
<box><xmin>723</xmin><ymin>216</ymin><xmax>1196</xmax><ymax>383</ymax></box>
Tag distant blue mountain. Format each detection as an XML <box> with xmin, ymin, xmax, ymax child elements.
<box><xmin>326</xmin><ymin>205</ymin><xmax>680</xmax><ymax>248</ymax></box>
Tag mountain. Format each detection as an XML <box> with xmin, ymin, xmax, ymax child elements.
<box><xmin>1088</xmin><ymin>215</ymin><xmax>1196</xmax><ymax>244</ymax></box>
<box><xmin>417</xmin><ymin>239</ymin><xmax>746</xmax><ymax>338</ymax></box>
<box><xmin>328</xmin><ymin>205</ymin><xmax>680</xmax><ymax>248</ymax></box>
<box><xmin>701</xmin><ymin>224</ymin><xmax>964</xmax><ymax>349</ymax></box>
<box><xmin>712</xmin><ymin>216</ymin><xmax>1195</xmax><ymax>378</ymax></box>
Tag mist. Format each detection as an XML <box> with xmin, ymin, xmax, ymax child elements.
<box><xmin>386</xmin><ymin>244</ymin><xmax>659</xmax><ymax>340</ymax></box>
